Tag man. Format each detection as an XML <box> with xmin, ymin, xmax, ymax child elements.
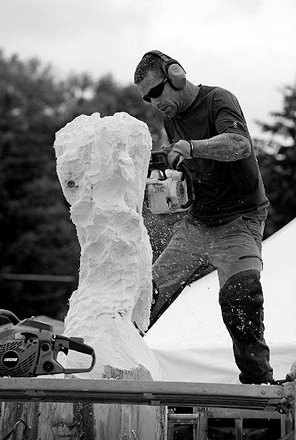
<box><xmin>134</xmin><ymin>50</ymin><xmax>273</xmax><ymax>385</ymax></box>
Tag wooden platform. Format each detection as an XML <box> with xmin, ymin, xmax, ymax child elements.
<box><xmin>0</xmin><ymin>378</ymin><xmax>294</xmax><ymax>412</ymax></box>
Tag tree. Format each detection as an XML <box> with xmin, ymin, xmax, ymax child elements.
<box><xmin>0</xmin><ymin>51</ymin><xmax>80</xmax><ymax>319</ymax></box>
<box><xmin>254</xmin><ymin>82</ymin><xmax>296</xmax><ymax>237</ymax></box>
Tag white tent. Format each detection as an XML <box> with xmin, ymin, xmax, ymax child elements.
<box><xmin>145</xmin><ymin>218</ymin><xmax>296</xmax><ymax>383</ymax></box>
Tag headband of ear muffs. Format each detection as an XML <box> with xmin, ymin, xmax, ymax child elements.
<box><xmin>143</xmin><ymin>50</ymin><xmax>187</xmax><ymax>90</ymax></box>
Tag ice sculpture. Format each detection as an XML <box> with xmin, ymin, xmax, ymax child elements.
<box><xmin>53</xmin><ymin>112</ymin><xmax>162</xmax><ymax>380</ymax></box>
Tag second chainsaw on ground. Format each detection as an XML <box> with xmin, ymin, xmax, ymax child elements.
<box><xmin>0</xmin><ymin>309</ymin><xmax>95</xmax><ymax>377</ymax></box>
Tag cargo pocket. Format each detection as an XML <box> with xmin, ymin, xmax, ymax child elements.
<box><xmin>242</xmin><ymin>217</ymin><xmax>265</xmax><ymax>252</ymax></box>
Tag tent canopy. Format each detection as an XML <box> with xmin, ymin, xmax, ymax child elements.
<box><xmin>145</xmin><ymin>219</ymin><xmax>296</xmax><ymax>383</ymax></box>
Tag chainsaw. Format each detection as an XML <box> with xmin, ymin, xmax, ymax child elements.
<box><xmin>0</xmin><ymin>309</ymin><xmax>95</xmax><ymax>377</ymax></box>
<box><xmin>146</xmin><ymin>146</ymin><xmax>195</xmax><ymax>214</ymax></box>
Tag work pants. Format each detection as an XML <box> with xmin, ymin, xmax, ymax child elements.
<box><xmin>152</xmin><ymin>214</ymin><xmax>273</xmax><ymax>384</ymax></box>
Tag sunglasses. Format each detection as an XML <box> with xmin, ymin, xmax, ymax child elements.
<box><xmin>143</xmin><ymin>78</ymin><xmax>168</xmax><ymax>102</ymax></box>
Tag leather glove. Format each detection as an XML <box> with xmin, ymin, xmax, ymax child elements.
<box><xmin>173</xmin><ymin>140</ymin><xmax>193</xmax><ymax>159</ymax></box>
<box><xmin>167</xmin><ymin>140</ymin><xmax>193</xmax><ymax>169</ymax></box>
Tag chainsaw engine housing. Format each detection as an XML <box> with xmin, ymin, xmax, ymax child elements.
<box><xmin>0</xmin><ymin>312</ymin><xmax>95</xmax><ymax>377</ymax></box>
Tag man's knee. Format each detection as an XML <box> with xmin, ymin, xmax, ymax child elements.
<box><xmin>219</xmin><ymin>270</ymin><xmax>264</xmax><ymax>343</ymax></box>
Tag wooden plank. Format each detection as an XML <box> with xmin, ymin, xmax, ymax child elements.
<box><xmin>0</xmin><ymin>273</ymin><xmax>75</xmax><ymax>282</ymax></box>
<box><xmin>192</xmin><ymin>407</ymin><xmax>200</xmax><ymax>440</ymax></box>
<box><xmin>196</xmin><ymin>408</ymin><xmax>208</xmax><ymax>440</ymax></box>
<box><xmin>234</xmin><ymin>418</ymin><xmax>243</xmax><ymax>440</ymax></box>
<box><xmin>281</xmin><ymin>413</ymin><xmax>294</xmax><ymax>439</ymax></box>
<box><xmin>208</xmin><ymin>408</ymin><xmax>284</xmax><ymax>419</ymax></box>
<box><xmin>0</xmin><ymin>378</ymin><xmax>292</xmax><ymax>411</ymax></box>
<box><xmin>279</xmin><ymin>431</ymin><xmax>294</xmax><ymax>440</ymax></box>
<box><xmin>168</xmin><ymin>409</ymin><xmax>284</xmax><ymax>421</ymax></box>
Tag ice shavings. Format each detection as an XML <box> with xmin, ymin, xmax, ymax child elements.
<box><xmin>53</xmin><ymin>112</ymin><xmax>162</xmax><ymax>379</ymax></box>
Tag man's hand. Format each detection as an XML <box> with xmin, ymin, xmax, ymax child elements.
<box><xmin>173</xmin><ymin>140</ymin><xmax>193</xmax><ymax>159</ymax></box>
<box><xmin>167</xmin><ymin>140</ymin><xmax>193</xmax><ymax>169</ymax></box>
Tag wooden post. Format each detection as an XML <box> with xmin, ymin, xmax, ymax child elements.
<box><xmin>194</xmin><ymin>408</ymin><xmax>208</xmax><ymax>440</ymax></box>
<box><xmin>234</xmin><ymin>417</ymin><xmax>243</xmax><ymax>440</ymax></box>
<box><xmin>1</xmin><ymin>400</ymin><xmax>165</xmax><ymax>439</ymax></box>
<box><xmin>0</xmin><ymin>113</ymin><xmax>165</xmax><ymax>439</ymax></box>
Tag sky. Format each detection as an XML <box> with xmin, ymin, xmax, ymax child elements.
<box><xmin>1</xmin><ymin>0</ymin><xmax>296</xmax><ymax>138</ymax></box>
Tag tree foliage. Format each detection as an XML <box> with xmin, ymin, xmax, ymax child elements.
<box><xmin>254</xmin><ymin>83</ymin><xmax>296</xmax><ymax>237</ymax></box>
<box><xmin>0</xmin><ymin>51</ymin><xmax>81</xmax><ymax>318</ymax></box>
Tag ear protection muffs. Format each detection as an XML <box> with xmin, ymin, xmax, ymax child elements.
<box><xmin>143</xmin><ymin>50</ymin><xmax>186</xmax><ymax>90</ymax></box>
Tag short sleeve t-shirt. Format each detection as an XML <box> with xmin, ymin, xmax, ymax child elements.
<box><xmin>163</xmin><ymin>85</ymin><xmax>269</xmax><ymax>225</ymax></box>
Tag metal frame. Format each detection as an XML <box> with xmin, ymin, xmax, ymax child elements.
<box><xmin>0</xmin><ymin>378</ymin><xmax>293</xmax><ymax>408</ymax></box>
<box><xmin>0</xmin><ymin>378</ymin><xmax>295</xmax><ymax>439</ymax></box>
<box><xmin>168</xmin><ymin>407</ymin><xmax>292</xmax><ymax>440</ymax></box>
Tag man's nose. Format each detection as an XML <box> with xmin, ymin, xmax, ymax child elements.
<box><xmin>150</xmin><ymin>98</ymin><xmax>160</xmax><ymax>109</ymax></box>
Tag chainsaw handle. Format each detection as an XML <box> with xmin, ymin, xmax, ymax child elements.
<box><xmin>69</xmin><ymin>336</ymin><xmax>95</xmax><ymax>356</ymax></box>
<box><xmin>55</xmin><ymin>335</ymin><xmax>96</xmax><ymax>374</ymax></box>
<box><xmin>55</xmin><ymin>335</ymin><xmax>94</xmax><ymax>355</ymax></box>
<box><xmin>149</xmin><ymin>150</ymin><xmax>169</xmax><ymax>179</ymax></box>
<box><xmin>0</xmin><ymin>309</ymin><xmax>20</xmax><ymax>326</ymax></box>
<box><xmin>178</xmin><ymin>162</ymin><xmax>195</xmax><ymax>208</ymax></box>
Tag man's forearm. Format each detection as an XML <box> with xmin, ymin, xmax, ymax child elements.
<box><xmin>191</xmin><ymin>133</ymin><xmax>251</xmax><ymax>162</ymax></box>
